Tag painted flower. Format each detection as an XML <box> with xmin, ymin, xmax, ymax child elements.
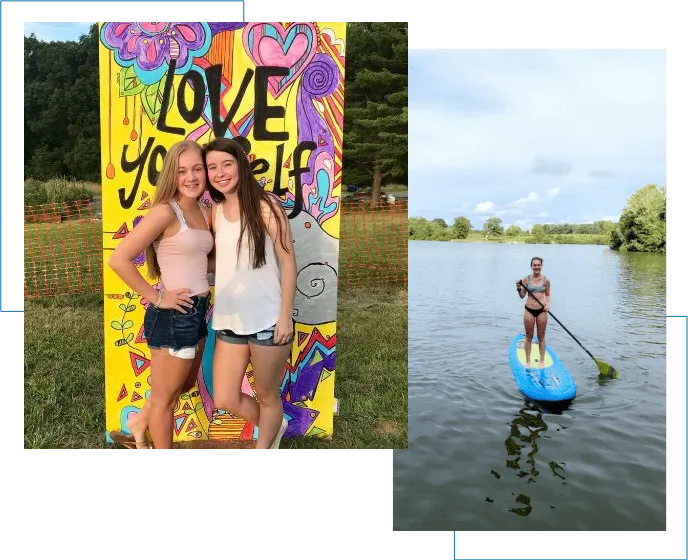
<box><xmin>101</xmin><ymin>22</ymin><xmax>212</xmax><ymax>85</ymax></box>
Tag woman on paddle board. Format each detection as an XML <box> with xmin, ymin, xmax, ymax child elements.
<box><xmin>516</xmin><ymin>257</ymin><xmax>550</xmax><ymax>368</ymax></box>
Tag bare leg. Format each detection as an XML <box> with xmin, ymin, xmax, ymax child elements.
<box><xmin>148</xmin><ymin>349</ymin><xmax>197</xmax><ymax>449</ymax></box>
<box><xmin>125</xmin><ymin>338</ymin><xmax>206</xmax><ymax>448</ymax></box>
<box><xmin>523</xmin><ymin>309</ymin><xmax>535</xmax><ymax>368</ymax></box>
<box><xmin>212</xmin><ymin>339</ymin><xmax>259</xmax><ymax>425</ymax></box>
<box><xmin>536</xmin><ymin>313</ymin><xmax>548</xmax><ymax>369</ymax></box>
<box><xmin>250</xmin><ymin>342</ymin><xmax>290</xmax><ymax>449</ymax></box>
<box><xmin>126</xmin><ymin>400</ymin><xmax>150</xmax><ymax>447</ymax></box>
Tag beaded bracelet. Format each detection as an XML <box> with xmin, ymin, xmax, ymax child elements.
<box><xmin>154</xmin><ymin>289</ymin><xmax>164</xmax><ymax>308</ymax></box>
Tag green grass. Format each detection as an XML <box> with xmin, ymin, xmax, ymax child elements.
<box><xmin>385</xmin><ymin>183</ymin><xmax>408</xmax><ymax>193</ymax></box>
<box><xmin>24</xmin><ymin>288</ymin><xmax>407</xmax><ymax>449</ymax></box>
<box><xmin>24</xmin><ymin>294</ymin><xmax>106</xmax><ymax>448</ymax></box>
<box><xmin>448</xmin><ymin>231</ymin><xmax>610</xmax><ymax>245</ymax></box>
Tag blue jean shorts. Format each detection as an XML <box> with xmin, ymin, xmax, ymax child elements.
<box><xmin>215</xmin><ymin>322</ymin><xmax>294</xmax><ymax>347</ymax></box>
<box><xmin>144</xmin><ymin>294</ymin><xmax>210</xmax><ymax>352</ymax></box>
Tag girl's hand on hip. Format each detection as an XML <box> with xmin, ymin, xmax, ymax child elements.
<box><xmin>159</xmin><ymin>288</ymin><xmax>194</xmax><ymax>313</ymax></box>
<box><xmin>273</xmin><ymin>315</ymin><xmax>294</xmax><ymax>345</ymax></box>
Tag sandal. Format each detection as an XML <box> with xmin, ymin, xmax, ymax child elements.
<box><xmin>110</xmin><ymin>430</ymin><xmax>151</xmax><ymax>449</ymax></box>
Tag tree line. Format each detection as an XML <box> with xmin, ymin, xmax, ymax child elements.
<box><xmin>24</xmin><ymin>23</ymin><xmax>407</xmax><ymax>199</ymax></box>
<box><xmin>410</xmin><ymin>183</ymin><xmax>666</xmax><ymax>253</ymax></box>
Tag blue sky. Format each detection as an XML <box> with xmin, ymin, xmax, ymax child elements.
<box><xmin>24</xmin><ymin>22</ymin><xmax>93</xmax><ymax>41</ymax></box>
<box><xmin>409</xmin><ymin>50</ymin><xmax>666</xmax><ymax>230</ymax></box>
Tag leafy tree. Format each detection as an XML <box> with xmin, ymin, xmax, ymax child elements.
<box><xmin>612</xmin><ymin>184</ymin><xmax>666</xmax><ymax>253</ymax></box>
<box><xmin>600</xmin><ymin>220</ymin><xmax>616</xmax><ymax>236</ymax></box>
<box><xmin>343</xmin><ymin>23</ymin><xmax>408</xmax><ymax>204</ymax></box>
<box><xmin>409</xmin><ymin>217</ymin><xmax>431</xmax><ymax>239</ymax></box>
<box><xmin>531</xmin><ymin>224</ymin><xmax>549</xmax><ymax>243</ymax></box>
<box><xmin>609</xmin><ymin>226</ymin><xmax>623</xmax><ymax>250</ymax></box>
<box><xmin>482</xmin><ymin>217</ymin><xmax>503</xmax><ymax>239</ymax></box>
<box><xmin>505</xmin><ymin>225</ymin><xmax>522</xmax><ymax>237</ymax></box>
<box><xmin>452</xmin><ymin>216</ymin><xmax>472</xmax><ymax>239</ymax></box>
<box><xmin>25</xmin><ymin>25</ymin><xmax>100</xmax><ymax>181</ymax></box>
<box><xmin>409</xmin><ymin>217</ymin><xmax>454</xmax><ymax>240</ymax></box>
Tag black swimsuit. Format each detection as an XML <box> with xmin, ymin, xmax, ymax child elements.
<box><xmin>524</xmin><ymin>275</ymin><xmax>547</xmax><ymax>318</ymax></box>
<box><xmin>525</xmin><ymin>306</ymin><xmax>545</xmax><ymax>318</ymax></box>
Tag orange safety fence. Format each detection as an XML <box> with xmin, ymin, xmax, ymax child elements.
<box><xmin>338</xmin><ymin>199</ymin><xmax>408</xmax><ymax>289</ymax></box>
<box><xmin>24</xmin><ymin>200</ymin><xmax>103</xmax><ymax>298</ymax></box>
<box><xmin>24</xmin><ymin>198</ymin><xmax>407</xmax><ymax>298</ymax></box>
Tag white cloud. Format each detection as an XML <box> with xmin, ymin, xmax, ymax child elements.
<box><xmin>489</xmin><ymin>191</ymin><xmax>540</xmax><ymax>218</ymax></box>
<box><xmin>512</xmin><ymin>192</ymin><xmax>540</xmax><ymax>207</ymax></box>
<box><xmin>473</xmin><ymin>201</ymin><xmax>495</xmax><ymax>214</ymax></box>
<box><xmin>538</xmin><ymin>211</ymin><xmax>549</xmax><ymax>218</ymax></box>
<box><xmin>408</xmin><ymin>51</ymin><xmax>665</xmax><ymax>225</ymax></box>
<box><xmin>410</xmin><ymin>51</ymin><xmax>665</xmax><ymax>175</ymax></box>
<box><xmin>601</xmin><ymin>215</ymin><xmax>620</xmax><ymax>222</ymax></box>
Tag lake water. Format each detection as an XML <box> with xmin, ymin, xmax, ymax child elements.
<box><xmin>394</xmin><ymin>241</ymin><xmax>666</xmax><ymax>530</ymax></box>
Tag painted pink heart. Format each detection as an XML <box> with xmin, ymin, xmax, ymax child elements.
<box><xmin>243</xmin><ymin>22</ymin><xmax>318</xmax><ymax>99</ymax></box>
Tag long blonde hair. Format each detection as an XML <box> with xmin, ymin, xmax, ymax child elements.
<box><xmin>145</xmin><ymin>141</ymin><xmax>204</xmax><ymax>279</ymax></box>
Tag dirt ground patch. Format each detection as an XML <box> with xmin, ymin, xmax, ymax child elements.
<box><xmin>375</xmin><ymin>420</ymin><xmax>405</xmax><ymax>437</ymax></box>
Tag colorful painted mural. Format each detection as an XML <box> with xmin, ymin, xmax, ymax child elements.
<box><xmin>99</xmin><ymin>22</ymin><xmax>346</xmax><ymax>443</ymax></box>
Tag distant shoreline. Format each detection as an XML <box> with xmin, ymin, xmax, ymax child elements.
<box><xmin>409</xmin><ymin>237</ymin><xmax>610</xmax><ymax>246</ymax></box>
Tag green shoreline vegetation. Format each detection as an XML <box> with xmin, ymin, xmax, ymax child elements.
<box><xmin>409</xmin><ymin>184</ymin><xmax>666</xmax><ymax>253</ymax></box>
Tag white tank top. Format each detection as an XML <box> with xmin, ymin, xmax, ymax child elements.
<box><xmin>212</xmin><ymin>202</ymin><xmax>282</xmax><ymax>334</ymax></box>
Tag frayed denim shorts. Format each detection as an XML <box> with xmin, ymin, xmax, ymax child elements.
<box><xmin>215</xmin><ymin>321</ymin><xmax>294</xmax><ymax>347</ymax></box>
<box><xmin>144</xmin><ymin>294</ymin><xmax>210</xmax><ymax>355</ymax></box>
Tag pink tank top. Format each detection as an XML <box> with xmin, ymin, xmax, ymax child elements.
<box><xmin>154</xmin><ymin>199</ymin><xmax>214</xmax><ymax>296</ymax></box>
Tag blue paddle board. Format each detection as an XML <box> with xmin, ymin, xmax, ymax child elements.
<box><xmin>509</xmin><ymin>334</ymin><xmax>576</xmax><ymax>402</ymax></box>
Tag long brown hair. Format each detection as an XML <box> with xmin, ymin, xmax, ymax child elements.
<box><xmin>203</xmin><ymin>138</ymin><xmax>290</xmax><ymax>269</ymax></box>
<box><xmin>145</xmin><ymin>141</ymin><xmax>204</xmax><ymax>279</ymax></box>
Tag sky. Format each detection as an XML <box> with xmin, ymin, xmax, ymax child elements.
<box><xmin>23</xmin><ymin>30</ymin><xmax>666</xmax><ymax>231</ymax></box>
<box><xmin>409</xmin><ymin>49</ymin><xmax>666</xmax><ymax>231</ymax></box>
<box><xmin>24</xmin><ymin>22</ymin><xmax>93</xmax><ymax>42</ymax></box>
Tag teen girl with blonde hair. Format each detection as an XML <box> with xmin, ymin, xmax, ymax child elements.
<box><xmin>109</xmin><ymin>140</ymin><xmax>213</xmax><ymax>449</ymax></box>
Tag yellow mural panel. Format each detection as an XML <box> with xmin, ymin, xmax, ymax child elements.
<box><xmin>99</xmin><ymin>22</ymin><xmax>346</xmax><ymax>443</ymax></box>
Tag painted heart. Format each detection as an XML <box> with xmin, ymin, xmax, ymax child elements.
<box><xmin>243</xmin><ymin>22</ymin><xmax>318</xmax><ymax>99</ymax></box>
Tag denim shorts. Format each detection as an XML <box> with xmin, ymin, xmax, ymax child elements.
<box><xmin>215</xmin><ymin>322</ymin><xmax>294</xmax><ymax>347</ymax></box>
<box><xmin>144</xmin><ymin>294</ymin><xmax>210</xmax><ymax>352</ymax></box>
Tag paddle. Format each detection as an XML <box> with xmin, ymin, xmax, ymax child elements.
<box><xmin>519</xmin><ymin>280</ymin><xmax>618</xmax><ymax>379</ymax></box>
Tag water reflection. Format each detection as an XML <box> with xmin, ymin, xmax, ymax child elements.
<box><xmin>503</xmin><ymin>402</ymin><xmax>567</xmax><ymax>516</ymax></box>
<box><xmin>614</xmin><ymin>251</ymin><xmax>666</xmax><ymax>320</ymax></box>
